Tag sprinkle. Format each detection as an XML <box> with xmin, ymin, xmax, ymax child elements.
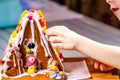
<box><xmin>26</xmin><ymin>48</ymin><xmax>31</xmax><ymax>53</ymax></box>
<box><xmin>50</xmin><ymin>74</ymin><xmax>57</xmax><ymax>78</ymax></box>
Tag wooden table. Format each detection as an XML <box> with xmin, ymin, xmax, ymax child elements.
<box><xmin>64</xmin><ymin>58</ymin><xmax>119</xmax><ymax>80</ymax></box>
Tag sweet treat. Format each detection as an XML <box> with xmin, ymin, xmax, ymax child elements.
<box><xmin>0</xmin><ymin>9</ymin><xmax>65</xmax><ymax>80</ymax></box>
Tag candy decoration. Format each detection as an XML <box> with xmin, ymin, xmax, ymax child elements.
<box><xmin>16</xmin><ymin>27</ymin><xmax>19</xmax><ymax>33</ymax></box>
<box><xmin>56</xmin><ymin>48</ymin><xmax>60</xmax><ymax>53</ymax></box>
<box><xmin>39</xmin><ymin>19</ymin><xmax>45</xmax><ymax>27</ymax></box>
<box><xmin>59</xmin><ymin>53</ymin><xmax>64</xmax><ymax>60</ymax></box>
<box><xmin>29</xmin><ymin>9</ymin><xmax>35</xmax><ymax>12</ymax></box>
<box><xmin>37</xmin><ymin>10</ymin><xmax>44</xmax><ymax>18</ymax></box>
<box><xmin>21</xmin><ymin>10</ymin><xmax>28</xmax><ymax>18</ymax></box>
<box><xmin>42</xmin><ymin>26</ymin><xmax>47</xmax><ymax>33</ymax></box>
<box><xmin>59</xmin><ymin>71</ymin><xmax>64</xmax><ymax>75</ymax></box>
<box><xmin>0</xmin><ymin>60</ymin><xmax>5</xmax><ymax>65</ymax></box>
<box><xmin>26</xmin><ymin>48</ymin><xmax>31</xmax><ymax>54</ymax></box>
<box><xmin>48</xmin><ymin>64</ymin><xmax>52</xmax><ymax>69</ymax></box>
<box><xmin>26</xmin><ymin>56</ymin><xmax>36</xmax><ymax>66</ymax></box>
<box><xmin>50</xmin><ymin>74</ymin><xmax>57</xmax><ymax>78</ymax></box>
<box><xmin>11</xmin><ymin>30</ymin><xmax>17</xmax><ymax>38</ymax></box>
<box><xmin>56</xmin><ymin>74</ymin><xmax>62</xmax><ymax>79</ymax></box>
<box><xmin>50</xmin><ymin>66</ymin><xmax>58</xmax><ymax>71</ymax></box>
<box><xmin>28</xmin><ymin>43</ymin><xmax>35</xmax><ymax>49</ymax></box>
<box><xmin>27</xmin><ymin>15</ymin><xmax>33</xmax><ymax>20</ymax></box>
<box><xmin>27</xmin><ymin>66</ymin><xmax>35</xmax><ymax>74</ymax></box>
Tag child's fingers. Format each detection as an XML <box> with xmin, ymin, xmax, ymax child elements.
<box><xmin>49</xmin><ymin>36</ymin><xmax>63</xmax><ymax>43</ymax></box>
<box><xmin>100</xmin><ymin>63</ymin><xmax>113</xmax><ymax>71</ymax></box>
<box><xmin>94</xmin><ymin>61</ymin><xmax>100</xmax><ymax>70</ymax></box>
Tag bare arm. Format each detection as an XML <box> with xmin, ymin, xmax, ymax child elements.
<box><xmin>46</xmin><ymin>26</ymin><xmax>120</xmax><ymax>69</ymax></box>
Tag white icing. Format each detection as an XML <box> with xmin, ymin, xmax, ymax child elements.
<box><xmin>30</xmin><ymin>20</ymin><xmax>35</xmax><ymax>43</ymax></box>
<box><xmin>2</xmin><ymin>69</ymin><xmax>48</xmax><ymax>78</ymax></box>
<box><xmin>33</xmin><ymin>15</ymin><xmax>52</xmax><ymax>57</ymax></box>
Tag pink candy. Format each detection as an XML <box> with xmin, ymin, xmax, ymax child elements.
<box><xmin>27</xmin><ymin>15</ymin><xmax>33</xmax><ymax>20</ymax></box>
<box><xmin>26</xmin><ymin>56</ymin><xmax>36</xmax><ymax>66</ymax></box>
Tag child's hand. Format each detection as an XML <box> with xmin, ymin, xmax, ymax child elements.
<box><xmin>88</xmin><ymin>58</ymin><xmax>113</xmax><ymax>71</ymax></box>
<box><xmin>46</xmin><ymin>26</ymin><xmax>80</xmax><ymax>50</ymax></box>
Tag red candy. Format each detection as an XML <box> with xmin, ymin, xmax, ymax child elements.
<box><xmin>29</xmin><ymin>9</ymin><xmax>35</xmax><ymax>12</ymax></box>
<box><xmin>39</xmin><ymin>19</ymin><xmax>44</xmax><ymax>27</ymax></box>
<box><xmin>2</xmin><ymin>60</ymin><xmax>5</xmax><ymax>64</ymax></box>
<box><xmin>0</xmin><ymin>60</ymin><xmax>5</xmax><ymax>65</ymax></box>
<box><xmin>59</xmin><ymin>53</ymin><xmax>64</xmax><ymax>59</ymax></box>
<box><xmin>27</xmin><ymin>15</ymin><xmax>33</xmax><ymax>20</ymax></box>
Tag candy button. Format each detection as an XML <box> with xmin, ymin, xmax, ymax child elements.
<box><xmin>27</xmin><ymin>66</ymin><xmax>35</xmax><ymax>74</ymax></box>
<box><xmin>26</xmin><ymin>48</ymin><xmax>31</xmax><ymax>53</ymax></box>
<box><xmin>29</xmin><ymin>9</ymin><xmax>35</xmax><ymax>12</ymax></box>
<box><xmin>21</xmin><ymin>10</ymin><xmax>28</xmax><ymax>18</ymax></box>
<box><xmin>59</xmin><ymin>71</ymin><xmax>64</xmax><ymax>75</ymax></box>
<box><xmin>50</xmin><ymin>74</ymin><xmax>57</xmax><ymax>78</ymax></box>
<box><xmin>0</xmin><ymin>60</ymin><xmax>5</xmax><ymax>65</ymax></box>
<box><xmin>27</xmin><ymin>15</ymin><xmax>33</xmax><ymax>20</ymax></box>
<box><xmin>59</xmin><ymin>53</ymin><xmax>64</xmax><ymax>59</ymax></box>
<box><xmin>26</xmin><ymin>55</ymin><xmax>36</xmax><ymax>66</ymax></box>
<box><xmin>28</xmin><ymin>56</ymin><xmax>36</xmax><ymax>63</ymax></box>
<box><xmin>42</xmin><ymin>26</ymin><xmax>47</xmax><ymax>33</ymax></box>
<box><xmin>28</xmin><ymin>43</ymin><xmax>35</xmax><ymax>49</ymax></box>
<box><xmin>56</xmin><ymin>48</ymin><xmax>60</xmax><ymax>53</ymax></box>
<box><xmin>39</xmin><ymin>19</ymin><xmax>44</xmax><ymax>27</ymax></box>
<box><xmin>11</xmin><ymin>31</ymin><xmax>17</xmax><ymax>38</ymax></box>
<box><xmin>56</xmin><ymin>74</ymin><xmax>62</xmax><ymax>79</ymax></box>
<box><xmin>37</xmin><ymin>10</ymin><xmax>44</xmax><ymax>17</ymax></box>
<box><xmin>50</xmin><ymin>66</ymin><xmax>58</xmax><ymax>71</ymax></box>
<box><xmin>48</xmin><ymin>64</ymin><xmax>52</xmax><ymax>69</ymax></box>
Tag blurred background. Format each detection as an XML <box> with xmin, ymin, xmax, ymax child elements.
<box><xmin>53</xmin><ymin>0</ymin><xmax>120</xmax><ymax>29</ymax></box>
<box><xmin>0</xmin><ymin>0</ymin><xmax>120</xmax><ymax>58</ymax></box>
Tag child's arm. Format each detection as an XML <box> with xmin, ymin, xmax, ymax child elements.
<box><xmin>46</xmin><ymin>26</ymin><xmax>120</xmax><ymax>69</ymax></box>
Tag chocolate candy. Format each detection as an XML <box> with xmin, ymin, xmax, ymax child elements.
<box><xmin>28</xmin><ymin>43</ymin><xmax>35</xmax><ymax>49</ymax></box>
